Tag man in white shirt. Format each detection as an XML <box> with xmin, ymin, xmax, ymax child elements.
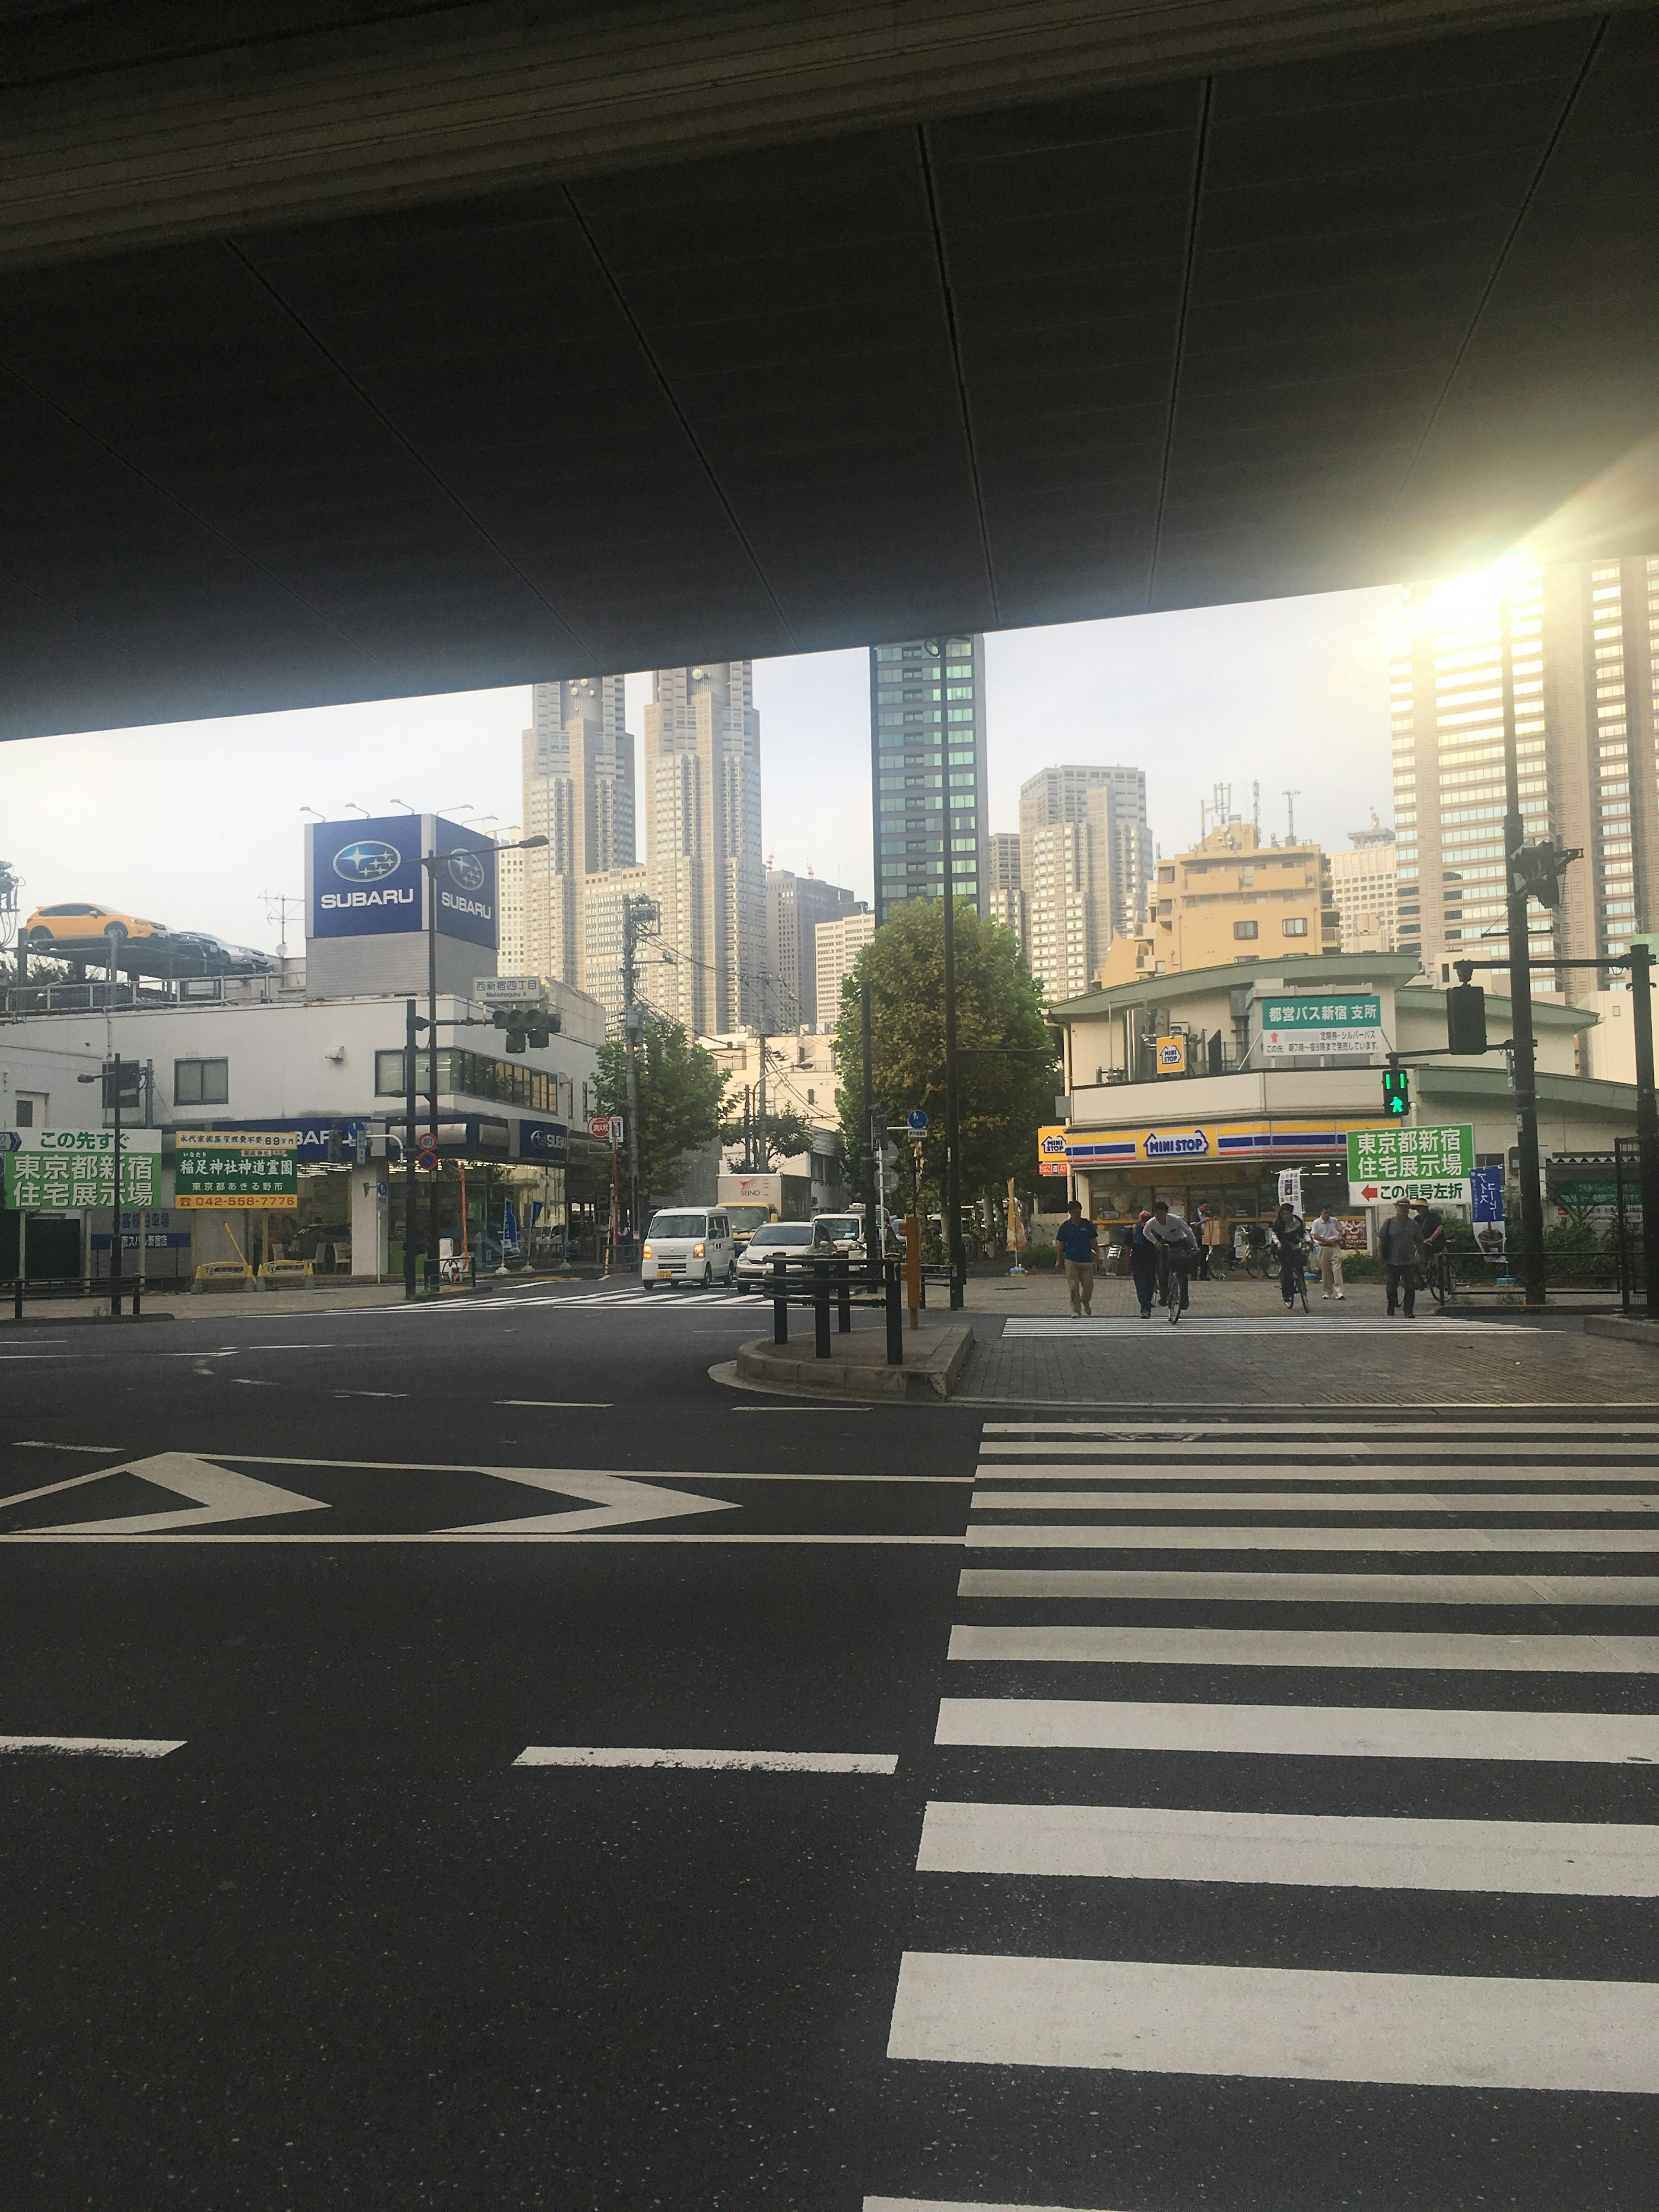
<box><xmin>1309</xmin><ymin>1206</ymin><xmax>1346</xmax><ymax>1300</ymax></box>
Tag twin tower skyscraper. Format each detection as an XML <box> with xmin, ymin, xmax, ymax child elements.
<box><xmin>517</xmin><ymin>664</ymin><xmax>761</xmax><ymax>1036</ymax></box>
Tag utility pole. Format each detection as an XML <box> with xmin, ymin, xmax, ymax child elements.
<box><xmin>756</xmin><ymin>1029</ymin><xmax>768</xmax><ymax>1175</ymax></box>
<box><xmin>941</xmin><ymin>804</ymin><xmax>964</xmax><ymax>1309</ymax></box>
<box><xmin>1500</xmin><ymin>578</ymin><xmax>1548</xmax><ymax>1306</ymax></box>
<box><xmin>1629</xmin><ymin>940</ymin><xmax>1659</xmax><ymax>1317</ymax></box>
<box><xmin>860</xmin><ymin>973</ymin><xmax>880</xmax><ymax>1287</ymax></box>
<box><xmin>403</xmin><ymin>998</ymin><xmax>420</xmax><ymax>1300</ymax></box>
<box><xmin>620</xmin><ymin>892</ymin><xmax>659</xmax><ymax>1252</ymax></box>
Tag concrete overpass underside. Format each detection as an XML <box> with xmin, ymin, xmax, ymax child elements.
<box><xmin>2</xmin><ymin>0</ymin><xmax>1656</xmax><ymax>740</ymax></box>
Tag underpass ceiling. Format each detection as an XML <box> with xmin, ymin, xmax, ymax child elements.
<box><xmin>1</xmin><ymin>2</ymin><xmax>1656</xmax><ymax>739</ymax></box>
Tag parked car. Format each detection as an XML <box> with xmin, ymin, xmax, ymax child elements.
<box><xmin>25</xmin><ymin>901</ymin><xmax>168</xmax><ymax>946</ymax></box>
<box><xmin>734</xmin><ymin>1219</ymin><xmax>815</xmax><ymax>1290</ymax></box>
<box><xmin>640</xmin><ymin>1208</ymin><xmax>737</xmax><ymax>1289</ymax></box>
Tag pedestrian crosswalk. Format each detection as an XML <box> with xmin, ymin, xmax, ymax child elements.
<box><xmin>868</xmin><ymin>1411</ymin><xmax>1659</xmax><ymax>2209</ymax></box>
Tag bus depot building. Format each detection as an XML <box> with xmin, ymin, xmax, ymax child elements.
<box><xmin>0</xmin><ymin>814</ymin><xmax>607</xmax><ymax>1282</ymax></box>
<box><xmin>1042</xmin><ymin>951</ymin><xmax>1639</xmax><ymax>1239</ymax></box>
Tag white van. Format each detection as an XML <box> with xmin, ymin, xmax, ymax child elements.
<box><xmin>641</xmin><ymin>1208</ymin><xmax>737</xmax><ymax>1290</ymax></box>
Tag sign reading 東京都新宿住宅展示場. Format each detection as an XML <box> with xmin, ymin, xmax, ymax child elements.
<box><xmin>1347</xmin><ymin>1122</ymin><xmax>1474</xmax><ymax>1206</ymax></box>
<box><xmin>3</xmin><ymin>1129</ymin><xmax>162</xmax><ymax>1210</ymax></box>
<box><xmin>175</xmin><ymin>1134</ymin><xmax>300</xmax><ymax>1210</ymax></box>
<box><xmin>1259</xmin><ymin>993</ymin><xmax>1384</xmax><ymax>1058</ymax></box>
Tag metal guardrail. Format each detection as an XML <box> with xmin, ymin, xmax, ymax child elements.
<box><xmin>766</xmin><ymin>1254</ymin><xmax>906</xmax><ymax>1365</ymax></box>
<box><xmin>3</xmin><ymin>1274</ymin><xmax>146</xmax><ymax>1317</ymax></box>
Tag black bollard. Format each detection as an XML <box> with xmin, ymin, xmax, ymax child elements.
<box><xmin>836</xmin><ymin>1257</ymin><xmax>852</xmax><ymax>1333</ymax></box>
<box><xmin>772</xmin><ymin>1252</ymin><xmax>789</xmax><ymax>1344</ymax></box>
<box><xmin>814</xmin><ymin>1258</ymin><xmax>831</xmax><ymax>1358</ymax></box>
<box><xmin>885</xmin><ymin>1258</ymin><xmax>903</xmax><ymax>1365</ymax></box>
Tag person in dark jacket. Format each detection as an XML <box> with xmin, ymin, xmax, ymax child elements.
<box><xmin>1127</xmin><ymin>1209</ymin><xmax>1160</xmax><ymax>1319</ymax></box>
<box><xmin>1378</xmin><ymin>1199</ymin><xmax>1429</xmax><ymax>1316</ymax></box>
<box><xmin>1270</xmin><ymin>1202</ymin><xmax>1308</xmax><ymax>1310</ymax></box>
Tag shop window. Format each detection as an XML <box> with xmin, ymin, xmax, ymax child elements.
<box><xmin>174</xmin><ymin>1057</ymin><xmax>228</xmax><ymax>1105</ymax></box>
<box><xmin>1233</xmin><ymin>920</ymin><xmax>1259</xmax><ymax>941</ymax></box>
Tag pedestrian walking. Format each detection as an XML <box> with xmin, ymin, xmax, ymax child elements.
<box><xmin>1054</xmin><ymin>1198</ymin><xmax>1100</xmax><ymax>1317</ymax></box>
<box><xmin>1269</xmin><ymin>1202</ymin><xmax>1308</xmax><ymax>1311</ymax></box>
<box><xmin>1128</xmin><ymin>1209</ymin><xmax>1160</xmax><ymax>1318</ymax></box>
<box><xmin>1191</xmin><ymin>1201</ymin><xmax>1214</xmax><ymax>1280</ymax></box>
<box><xmin>1309</xmin><ymin>1206</ymin><xmax>1346</xmax><ymax>1301</ymax></box>
<box><xmin>1379</xmin><ymin>1198</ymin><xmax>1428</xmax><ymax>1316</ymax></box>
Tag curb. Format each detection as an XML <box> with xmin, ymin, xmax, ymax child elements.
<box><xmin>1583</xmin><ymin>1314</ymin><xmax>1659</xmax><ymax>1348</ymax></box>
<box><xmin>733</xmin><ymin>1324</ymin><xmax>975</xmax><ymax>1402</ymax></box>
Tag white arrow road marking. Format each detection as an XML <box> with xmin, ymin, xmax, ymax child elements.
<box><xmin>442</xmin><ymin>1467</ymin><xmax>741</xmax><ymax>1534</ymax></box>
<box><xmin>18</xmin><ymin>1453</ymin><xmax>329</xmax><ymax>1535</ymax></box>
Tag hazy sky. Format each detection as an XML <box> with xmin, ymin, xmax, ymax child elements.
<box><xmin>3</xmin><ymin>587</ymin><xmax>1397</xmax><ymax>954</ymax></box>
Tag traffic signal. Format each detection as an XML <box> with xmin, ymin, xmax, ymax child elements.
<box><xmin>1446</xmin><ymin>982</ymin><xmax>1487</xmax><ymax>1055</ymax></box>
<box><xmin>1382</xmin><ymin>1067</ymin><xmax>1411</xmax><ymax>1118</ymax></box>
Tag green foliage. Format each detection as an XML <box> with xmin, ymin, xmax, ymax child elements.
<box><xmin>831</xmin><ymin>898</ymin><xmax>1058</xmax><ymax>1195</ymax></box>
<box><xmin>718</xmin><ymin>1105</ymin><xmax>815</xmax><ymax>1170</ymax></box>
<box><xmin>595</xmin><ymin>1023</ymin><xmax>728</xmax><ymax>1207</ymax></box>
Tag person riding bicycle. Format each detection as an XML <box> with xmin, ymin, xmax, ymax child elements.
<box><xmin>1412</xmin><ymin>1199</ymin><xmax>1454</xmax><ymax>1303</ymax></box>
<box><xmin>1144</xmin><ymin>1200</ymin><xmax>1198</xmax><ymax>1314</ymax></box>
<box><xmin>1127</xmin><ymin>1209</ymin><xmax>1160</xmax><ymax>1319</ymax></box>
<box><xmin>1269</xmin><ymin>1201</ymin><xmax>1309</xmax><ymax>1311</ymax></box>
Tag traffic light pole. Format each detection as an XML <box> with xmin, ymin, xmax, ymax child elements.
<box><xmin>860</xmin><ymin>975</ymin><xmax>880</xmax><ymax>1289</ymax></box>
<box><xmin>403</xmin><ymin>998</ymin><xmax>419</xmax><ymax>1300</ymax></box>
<box><xmin>1499</xmin><ymin>581</ymin><xmax>1548</xmax><ymax>1307</ymax></box>
<box><xmin>941</xmin><ymin>845</ymin><xmax>964</xmax><ymax>1311</ymax></box>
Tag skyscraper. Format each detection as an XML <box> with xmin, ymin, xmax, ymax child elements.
<box><xmin>644</xmin><ymin>660</ymin><xmax>763</xmax><ymax>1036</ymax></box>
<box><xmin>814</xmin><ymin>907</ymin><xmax>876</xmax><ymax>1032</ymax></box>
<box><xmin>1329</xmin><ymin>820</ymin><xmax>1398</xmax><ymax>953</ymax></box>
<box><xmin>520</xmin><ymin>676</ymin><xmax>636</xmax><ymax>985</ymax></box>
<box><xmin>764</xmin><ymin>868</ymin><xmax>859</xmax><ymax>1030</ymax></box>
<box><xmin>1017</xmin><ymin>763</ymin><xmax>1152</xmax><ymax>998</ymax></box>
<box><xmin>987</xmin><ymin>830</ymin><xmax>1026</xmax><ymax>953</ymax></box>
<box><xmin>870</xmin><ymin>635</ymin><xmax>987</xmax><ymax>923</ymax></box>
<box><xmin>1390</xmin><ymin>558</ymin><xmax>1658</xmax><ymax>977</ymax></box>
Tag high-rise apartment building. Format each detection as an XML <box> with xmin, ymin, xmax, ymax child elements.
<box><xmin>764</xmin><ymin>868</ymin><xmax>860</xmax><ymax>1030</ymax></box>
<box><xmin>1328</xmin><ymin>821</ymin><xmax>1398</xmax><ymax>954</ymax></box>
<box><xmin>520</xmin><ymin>677</ymin><xmax>636</xmax><ymax>986</ymax></box>
<box><xmin>1016</xmin><ymin>763</ymin><xmax>1152</xmax><ymax>998</ymax></box>
<box><xmin>870</xmin><ymin>635</ymin><xmax>987</xmax><ymax>923</ymax></box>
<box><xmin>644</xmin><ymin>661</ymin><xmax>763</xmax><ymax>1036</ymax></box>
<box><xmin>987</xmin><ymin>831</ymin><xmax>1026</xmax><ymax>953</ymax></box>
<box><xmin>1390</xmin><ymin>559</ymin><xmax>1659</xmax><ymax>977</ymax></box>
<box><xmin>814</xmin><ymin>907</ymin><xmax>875</xmax><ymax>1032</ymax></box>
<box><xmin>580</xmin><ymin>864</ymin><xmax>650</xmax><ymax>1030</ymax></box>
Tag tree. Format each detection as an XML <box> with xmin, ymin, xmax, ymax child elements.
<box><xmin>595</xmin><ymin>1022</ymin><xmax>728</xmax><ymax>1208</ymax></box>
<box><xmin>718</xmin><ymin>1103</ymin><xmax>816</xmax><ymax>1171</ymax></box>
<box><xmin>831</xmin><ymin>899</ymin><xmax>1058</xmax><ymax>1237</ymax></box>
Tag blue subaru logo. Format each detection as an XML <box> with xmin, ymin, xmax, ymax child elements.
<box><xmin>446</xmin><ymin>849</ymin><xmax>486</xmax><ymax>893</ymax></box>
<box><xmin>333</xmin><ymin>839</ymin><xmax>401</xmax><ymax>884</ymax></box>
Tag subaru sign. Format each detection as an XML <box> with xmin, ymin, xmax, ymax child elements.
<box><xmin>517</xmin><ymin>1118</ymin><xmax>569</xmax><ymax>1163</ymax></box>
<box><xmin>309</xmin><ymin>816</ymin><xmax>421</xmax><ymax>939</ymax></box>
<box><xmin>433</xmin><ymin>817</ymin><xmax>498</xmax><ymax>950</ymax></box>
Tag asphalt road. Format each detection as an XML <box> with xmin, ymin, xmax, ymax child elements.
<box><xmin>2</xmin><ymin>1285</ymin><xmax>1656</xmax><ymax>2209</ymax></box>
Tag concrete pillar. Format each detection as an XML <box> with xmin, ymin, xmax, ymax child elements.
<box><xmin>351</xmin><ymin>1172</ymin><xmax>388</xmax><ymax>1280</ymax></box>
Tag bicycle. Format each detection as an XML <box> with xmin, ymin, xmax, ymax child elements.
<box><xmin>1271</xmin><ymin>1238</ymin><xmax>1310</xmax><ymax>1314</ymax></box>
<box><xmin>1160</xmin><ymin>1251</ymin><xmax>1191</xmax><ymax>1325</ymax></box>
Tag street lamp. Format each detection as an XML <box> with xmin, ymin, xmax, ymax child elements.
<box><xmin>411</xmin><ymin>830</ymin><xmax>547</xmax><ymax>1293</ymax></box>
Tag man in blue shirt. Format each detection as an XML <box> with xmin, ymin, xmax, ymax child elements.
<box><xmin>1054</xmin><ymin>1198</ymin><xmax>1101</xmax><ymax>1316</ymax></box>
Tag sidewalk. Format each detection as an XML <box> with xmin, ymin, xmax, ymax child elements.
<box><xmin>0</xmin><ymin>1273</ymin><xmax>593</xmax><ymax>1323</ymax></box>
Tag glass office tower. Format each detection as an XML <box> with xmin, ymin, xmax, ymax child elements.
<box><xmin>869</xmin><ymin>634</ymin><xmax>987</xmax><ymax>924</ymax></box>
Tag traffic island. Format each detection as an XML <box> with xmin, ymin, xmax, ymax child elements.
<box><xmin>1584</xmin><ymin>1314</ymin><xmax>1659</xmax><ymax>1348</ymax></box>
<box><xmin>732</xmin><ymin>1321</ymin><xmax>975</xmax><ymax>1402</ymax></box>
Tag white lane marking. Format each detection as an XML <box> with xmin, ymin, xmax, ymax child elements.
<box><xmin>980</xmin><ymin>1443</ymin><xmax>1651</xmax><ymax>1462</ymax></box>
<box><xmin>0</xmin><ymin>1531</ymin><xmax>964</xmax><ymax>1545</ymax></box>
<box><xmin>981</xmin><ymin>1421</ymin><xmax>1659</xmax><ymax>1437</ymax></box>
<box><xmin>998</xmin><ymin>1316</ymin><xmax>1535</xmax><ymax>1337</ymax></box>
<box><xmin>438</xmin><ymin>1467</ymin><xmax>740</xmax><ymax>1536</ymax></box>
<box><xmin>18</xmin><ymin>1453</ymin><xmax>329</xmax><ymax>1535</ymax></box>
<box><xmin>230</xmin><ymin>1379</ymin><xmax>276</xmax><ymax>1386</ymax></box>
<box><xmin>885</xmin><ymin>1952</ymin><xmax>1659</xmax><ymax>2091</ymax></box>
<box><xmin>731</xmin><ymin>1405</ymin><xmax>870</xmax><ymax>1414</ymax></box>
<box><xmin>971</xmin><ymin>1491</ymin><xmax>1659</xmax><ymax>1513</ymax></box>
<box><xmin>0</xmin><ymin>1735</ymin><xmax>184</xmax><ymax>1757</ymax></box>
<box><xmin>946</xmin><ymin>1624</ymin><xmax>1659</xmax><ymax>1672</ymax></box>
<box><xmin>514</xmin><ymin>1746</ymin><xmax>897</xmax><ymax>1773</ymax></box>
<box><xmin>916</xmin><ymin>1801</ymin><xmax>1659</xmax><ymax>1895</ymax></box>
<box><xmin>1</xmin><ymin>1469</ymin><xmax>123</xmax><ymax>1510</ymax></box>
<box><xmin>958</xmin><ymin>1567</ymin><xmax>1659</xmax><ymax>1604</ymax></box>
<box><xmin>496</xmin><ymin>1400</ymin><xmax>613</xmax><ymax>1407</ymax></box>
<box><xmin>965</xmin><ymin>1525</ymin><xmax>1659</xmax><ymax>1553</ymax></box>
<box><xmin>8</xmin><ymin>1442</ymin><xmax>124</xmax><ymax>1454</ymax></box>
<box><xmin>934</xmin><ymin>1696</ymin><xmax>1659</xmax><ymax>1764</ymax></box>
<box><xmin>331</xmin><ymin>1390</ymin><xmax>408</xmax><ymax>1398</ymax></box>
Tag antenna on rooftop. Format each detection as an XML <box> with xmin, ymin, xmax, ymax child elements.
<box><xmin>1284</xmin><ymin>788</ymin><xmax>1300</xmax><ymax>842</ymax></box>
<box><xmin>1252</xmin><ymin>781</ymin><xmax>1261</xmax><ymax>839</ymax></box>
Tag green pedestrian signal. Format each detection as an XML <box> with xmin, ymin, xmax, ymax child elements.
<box><xmin>1382</xmin><ymin>1067</ymin><xmax>1411</xmax><ymax>1118</ymax></box>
